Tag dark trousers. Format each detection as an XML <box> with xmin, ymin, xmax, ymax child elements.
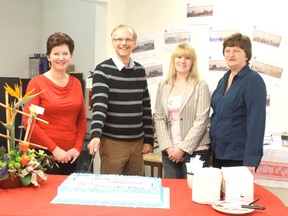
<box><xmin>212</xmin><ymin>157</ymin><xmax>243</xmax><ymax>169</ymax></box>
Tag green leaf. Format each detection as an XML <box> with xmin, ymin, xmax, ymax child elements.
<box><xmin>0</xmin><ymin>121</ymin><xmax>13</xmax><ymax>131</ymax></box>
<box><xmin>20</xmin><ymin>175</ymin><xmax>32</xmax><ymax>186</ymax></box>
<box><xmin>15</xmin><ymin>90</ymin><xmax>45</xmax><ymax>108</ymax></box>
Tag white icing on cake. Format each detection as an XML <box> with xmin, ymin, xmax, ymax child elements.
<box><xmin>52</xmin><ymin>173</ymin><xmax>165</xmax><ymax>208</ymax></box>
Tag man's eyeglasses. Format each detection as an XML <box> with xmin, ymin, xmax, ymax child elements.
<box><xmin>112</xmin><ymin>38</ymin><xmax>134</xmax><ymax>43</ymax></box>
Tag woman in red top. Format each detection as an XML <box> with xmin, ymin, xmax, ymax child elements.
<box><xmin>23</xmin><ymin>32</ymin><xmax>86</xmax><ymax>175</ymax></box>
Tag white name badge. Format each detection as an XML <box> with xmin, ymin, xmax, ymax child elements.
<box><xmin>86</xmin><ymin>77</ymin><xmax>92</xmax><ymax>89</ymax></box>
<box><xmin>30</xmin><ymin>104</ymin><xmax>45</xmax><ymax>115</ymax></box>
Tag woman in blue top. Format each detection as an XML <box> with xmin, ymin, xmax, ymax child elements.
<box><xmin>210</xmin><ymin>33</ymin><xmax>267</xmax><ymax>175</ymax></box>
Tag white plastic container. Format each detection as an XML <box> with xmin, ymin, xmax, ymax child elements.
<box><xmin>192</xmin><ymin>167</ymin><xmax>222</xmax><ymax>204</ymax></box>
<box><xmin>222</xmin><ymin>166</ymin><xmax>254</xmax><ymax>203</ymax></box>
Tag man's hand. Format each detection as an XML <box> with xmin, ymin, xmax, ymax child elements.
<box><xmin>87</xmin><ymin>137</ymin><xmax>100</xmax><ymax>155</ymax></box>
<box><xmin>141</xmin><ymin>143</ymin><xmax>153</xmax><ymax>154</ymax></box>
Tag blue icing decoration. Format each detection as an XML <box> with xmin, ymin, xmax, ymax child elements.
<box><xmin>52</xmin><ymin>173</ymin><xmax>165</xmax><ymax>208</ymax></box>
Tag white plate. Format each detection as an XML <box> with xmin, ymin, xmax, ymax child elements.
<box><xmin>212</xmin><ymin>201</ymin><xmax>255</xmax><ymax>215</ymax></box>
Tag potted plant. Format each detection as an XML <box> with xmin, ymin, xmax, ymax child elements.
<box><xmin>0</xmin><ymin>82</ymin><xmax>54</xmax><ymax>188</ymax></box>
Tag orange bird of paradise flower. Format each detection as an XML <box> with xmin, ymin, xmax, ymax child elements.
<box><xmin>4</xmin><ymin>81</ymin><xmax>45</xmax><ymax>108</ymax></box>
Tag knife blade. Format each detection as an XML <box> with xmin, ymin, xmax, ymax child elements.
<box><xmin>87</xmin><ymin>149</ymin><xmax>96</xmax><ymax>173</ymax></box>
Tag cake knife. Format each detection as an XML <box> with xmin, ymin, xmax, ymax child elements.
<box><xmin>88</xmin><ymin>149</ymin><xmax>96</xmax><ymax>173</ymax></box>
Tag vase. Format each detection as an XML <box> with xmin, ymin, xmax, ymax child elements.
<box><xmin>0</xmin><ymin>176</ymin><xmax>23</xmax><ymax>189</ymax></box>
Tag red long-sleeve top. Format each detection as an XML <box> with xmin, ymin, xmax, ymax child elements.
<box><xmin>23</xmin><ymin>75</ymin><xmax>86</xmax><ymax>153</ymax></box>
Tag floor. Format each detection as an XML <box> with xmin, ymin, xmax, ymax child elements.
<box><xmin>264</xmin><ymin>186</ymin><xmax>288</xmax><ymax>207</ymax></box>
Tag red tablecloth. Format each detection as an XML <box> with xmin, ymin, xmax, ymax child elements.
<box><xmin>0</xmin><ymin>175</ymin><xmax>287</xmax><ymax>216</ymax></box>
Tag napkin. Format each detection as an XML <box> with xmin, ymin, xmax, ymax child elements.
<box><xmin>186</xmin><ymin>155</ymin><xmax>204</xmax><ymax>174</ymax></box>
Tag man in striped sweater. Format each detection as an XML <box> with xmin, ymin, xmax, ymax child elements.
<box><xmin>87</xmin><ymin>24</ymin><xmax>154</xmax><ymax>175</ymax></box>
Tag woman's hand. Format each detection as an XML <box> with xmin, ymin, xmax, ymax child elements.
<box><xmin>52</xmin><ymin>146</ymin><xmax>69</xmax><ymax>163</ymax></box>
<box><xmin>167</xmin><ymin>147</ymin><xmax>184</xmax><ymax>163</ymax></box>
<box><xmin>67</xmin><ymin>148</ymin><xmax>80</xmax><ymax>164</ymax></box>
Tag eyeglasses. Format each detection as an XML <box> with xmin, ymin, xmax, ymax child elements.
<box><xmin>112</xmin><ymin>38</ymin><xmax>134</xmax><ymax>43</ymax></box>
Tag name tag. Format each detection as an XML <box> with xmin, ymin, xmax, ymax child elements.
<box><xmin>30</xmin><ymin>104</ymin><xmax>45</xmax><ymax>115</ymax></box>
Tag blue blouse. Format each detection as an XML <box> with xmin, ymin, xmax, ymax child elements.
<box><xmin>210</xmin><ymin>65</ymin><xmax>267</xmax><ymax>166</ymax></box>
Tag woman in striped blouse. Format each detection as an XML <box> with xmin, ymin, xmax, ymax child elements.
<box><xmin>154</xmin><ymin>43</ymin><xmax>211</xmax><ymax>179</ymax></box>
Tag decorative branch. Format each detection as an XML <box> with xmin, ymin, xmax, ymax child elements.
<box><xmin>0</xmin><ymin>133</ymin><xmax>47</xmax><ymax>150</ymax></box>
<box><xmin>0</xmin><ymin>102</ymin><xmax>48</xmax><ymax>124</ymax></box>
<box><xmin>5</xmin><ymin>91</ymin><xmax>10</xmax><ymax>153</ymax></box>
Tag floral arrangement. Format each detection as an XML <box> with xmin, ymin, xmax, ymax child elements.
<box><xmin>0</xmin><ymin>82</ymin><xmax>54</xmax><ymax>187</ymax></box>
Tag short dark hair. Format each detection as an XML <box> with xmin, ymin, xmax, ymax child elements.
<box><xmin>223</xmin><ymin>33</ymin><xmax>252</xmax><ymax>64</ymax></box>
<box><xmin>46</xmin><ymin>32</ymin><xmax>75</xmax><ymax>55</ymax></box>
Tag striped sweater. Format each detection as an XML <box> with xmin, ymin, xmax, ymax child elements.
<box><xmin>90</xmin><ymin>58</ymin><xmax>154</xmax><ymax>145</ymax></box>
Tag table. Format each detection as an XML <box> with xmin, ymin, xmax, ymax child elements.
<box><xmin>255</xmin><ymin>144</ymin><xmax>288</xmax><ymax>188</ymax></box>
<box><xmin>0</xmin><ymin>175</ymin><xmax>287</xmax><ymax>216</ymax></box>
<box><xmin>255</xmin><ymin>143</ymin><xmax>288</xmax><ymax>206</ymax></box>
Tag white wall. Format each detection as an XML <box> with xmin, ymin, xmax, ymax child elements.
<box><xmin>94</xmin><ymin>0</ymin><xmax>126</xmax><ymax>58</ymax></box>
<box><xmin>0</xmin><ymin>0</ymin><xmax>43</xmax><ymax>77</ymax></box>
<box><xmin>0</xmin><ymin>0</ymin><xmax>103</xmax><ymax>78</ymax></box>
<box><xmin>0</xmin><ymin>0</ymin><xmax>100</xmax><ymax>78</ymax></box>
<box><xmin>122</xmin><ymin>0</ymin><xmax>288</xmax><ymax>134</ymax></box>
<box><xmin>42</xmin><ymin>0</ymin><xmax>96</xmax><ymax>78</ymax></box>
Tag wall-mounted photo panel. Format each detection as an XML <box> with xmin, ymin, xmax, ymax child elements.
<box><xmin>132</xmin><ymin>36</ymin><xmax>156</xmax><ymax>60</ymax></box>
<box><xmin>164</xmin><ymin>28</ymin><xmax>191</xmax><ymax>51</ymax></box>
<box><xmin>187</xmin><ymin>0</ymin><xmax>213</xmax><ymax>25</ymax></box>
<box><xmin>209</xmin><ymin>30</ymin><xmax>239</xmax><ymax>42</ymax></box>
<box><xmin>251</xmin><ymin>60</ymin><xmax>283</xmax><ymax>79</ymax></box>
<box><xmin>253</xmin><ymin>29</ymin><xmax>282</xmax><ymax>48</ymax></box>
<box><xmin>143</xmin><ymin>62</ymin><xmax>163</xmax><ymax>85</ymax></box>
<box><xmin>209</xmin><ymin>59</ymin><xmax>229</xmax><ymax>72</ymax></box>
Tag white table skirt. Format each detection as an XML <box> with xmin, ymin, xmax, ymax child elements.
<box><xmin>255</xmin><ymin>143</ymin><xmax>288</xmax><ymax>189</ymax></box>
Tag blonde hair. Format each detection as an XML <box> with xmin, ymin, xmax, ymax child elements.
<box><xmin>166</xmin><ymin>43</ymin><xmax>200</xmax><ymax>85</ymax></box>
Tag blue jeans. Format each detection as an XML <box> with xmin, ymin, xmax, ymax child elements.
<box><xmin>162</xmin><ymin>149</ymin><xmax>210</xmax><ymax>179</ymax></box>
